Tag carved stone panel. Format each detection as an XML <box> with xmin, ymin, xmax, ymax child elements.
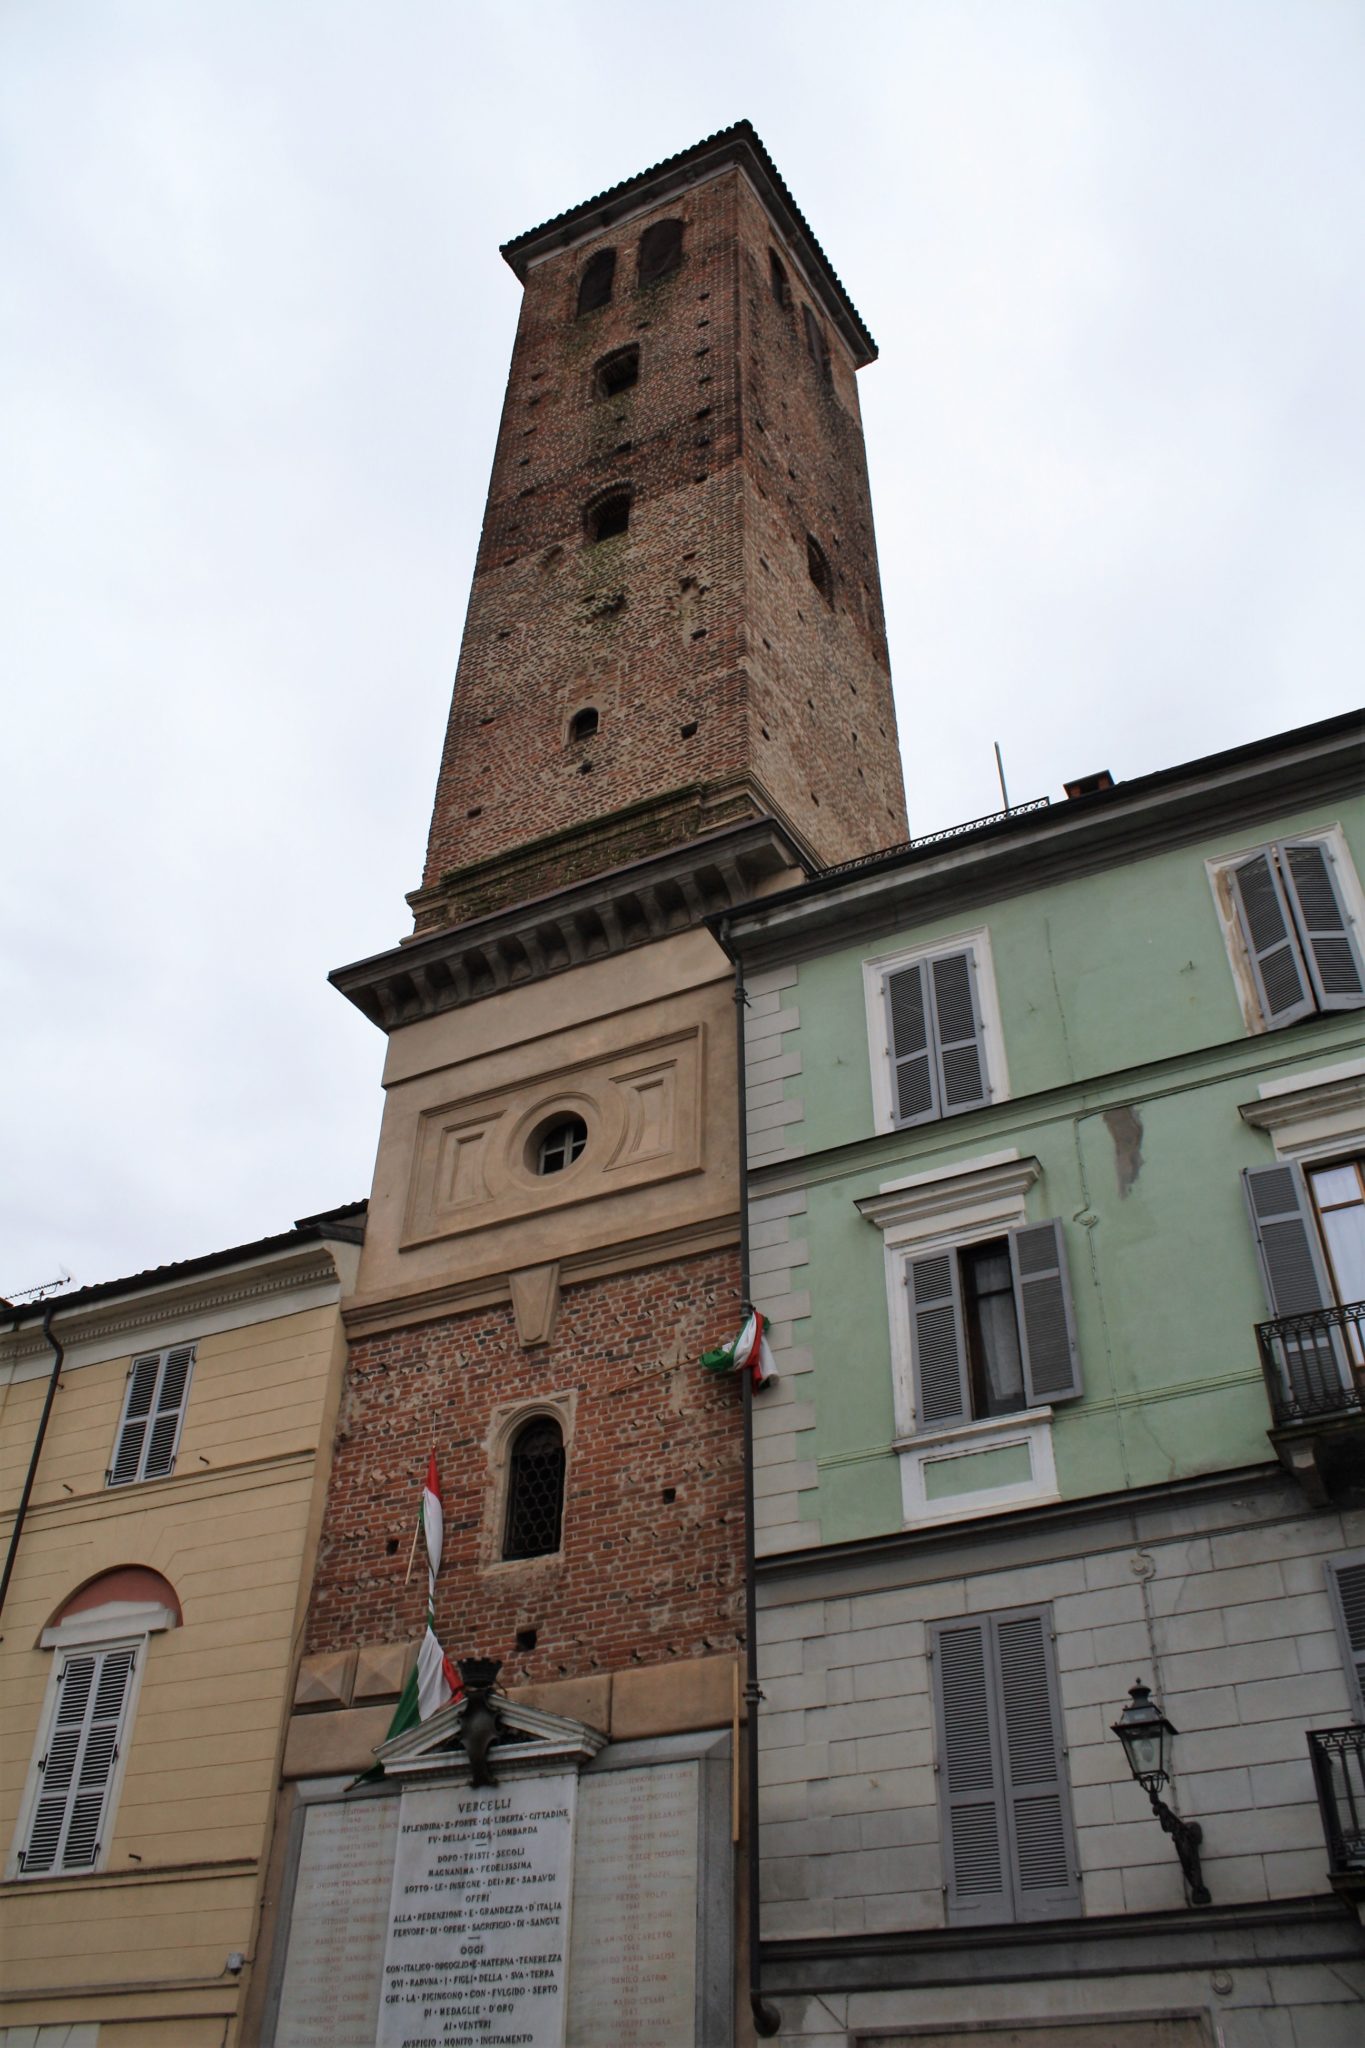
<box><xmin>402</xmin><ymin>1027</ymin><xmax>704</xmax><ymax>1250</ymax></box>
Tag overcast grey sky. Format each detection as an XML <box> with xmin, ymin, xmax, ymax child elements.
<box><xmin>3</xmin><ymin>1</ymin><xmax>1362</xmax><ymax>1294</ymax></box>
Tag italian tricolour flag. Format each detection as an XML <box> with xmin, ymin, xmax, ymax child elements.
<box><xmin>701</xmin><ymin>1307</ymin><xmax>778</xmax><ymax>1390</ymax></box>
<box><xmin>387</xmin><ymin>1453</ymin><xmax>462</xmax><ymax>1740</ymax></box>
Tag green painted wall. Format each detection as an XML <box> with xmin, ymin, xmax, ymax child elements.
<box><xmin>761</xmin><ymin>796</ymin><xmax>1365</xmax><ymax>1548</ymax></box>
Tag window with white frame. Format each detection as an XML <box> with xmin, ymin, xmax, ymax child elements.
<box><xmin>1213</xmin><ymin>832</ymin><xmax>1365</xmax><ymax>1032</ymax></box>
<box><xmin>858</xmin><ymin>1155</ymin><xmax>1076</xmax><ymax>1526</ymax></box>
<box><xmin>864</xmin><ymin>932</ymin><xmax>1006</xmax><ymax>1134</ymax></box>
<box><xmin>107</xmin><ymin>1343</ymin><xmax>195</xmax><ymax>1487</ymax></box>
<box><xmin>1244</xmin><ymin>1156</ymin><xmax>1365</xmax><ymax>1406</ymax></box>
<box><xmin>906</xmin><ymin>1219</ymin><xmax>1082</xmax><ymax>1432</ymax></box>
<box><xmin>1326</xmin><ymin>1552</ymin><xmax>1365</xmax><ymax>1721</ymax></box>
<box><xmin>10</xmin><ymin>1578</ymin><xmax>177</xmax><ymax>1880</ymax></box>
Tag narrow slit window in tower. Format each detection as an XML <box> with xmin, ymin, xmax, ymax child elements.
<box><xmin>802</xmin><ymin>303</ymin><xmax>831</xmax><ymax>383</ymax></box>
<box><xmin>503</xmin><ymin>1418</ymin><xmax>566</xmax><ymax>1560</ymax></box>
<box><xmin>807</xmin><ymin>534</ymin><xmax>834</xmax><ymax>606</ymax></box>
<box><xmin>769</xmin><ymin>250</ymin><xmax>790</xmax><ymax>307</ymax></box>
<box><xmin>638</xmin><ymin>219</ymin><xmax>684</xmax><ymax>287</ymax></box>
<box><xmin>577</xmin><ymin>249</ymin><xmax>616</xmax><ymax>316</ymax></box>
<box><xmin>569</xmin><ymin>706</ymin><xmax>599</xmax><ymax>744</ymax></box>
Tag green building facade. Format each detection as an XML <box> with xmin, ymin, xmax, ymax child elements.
<box><xmin>726</xmin><ymin>712</ymin><xmax>1365</xmax><ymax>2045</ymax></box>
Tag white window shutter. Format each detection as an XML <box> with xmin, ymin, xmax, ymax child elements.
<box><xmin>1279</xmin><ymin>840</ymin><xmax>1365</xmax><ymax>1012</ymax></box>
<box><xmin>929</xmin><ymin>951</ymin><xmax>990</xmax><ymax>1114</ymax></box>
<box><xmin>143</xmin><ymin>1345</ymin><xmax>195</xmax><ymax>1479</ymax></box>
<box><xmin>1229</xmin><ymin>851</ymin><xmax>1313</xmax><ymax>1028</ymax></box>
<box><xmin>885</xmin><ymin>961</ymin><xmax>938</xmax><ymax>1126</ymax></box>
<box><xmin>906</xmin><ymin>1251</ymin><xmax>970</xmax><ymax>1429</ymax></box>
<box><xmin>108</xmin><ymin>1355</ymin><xmax>162</xmax><ymax>1486</ymax></box>
<box><xmin>108</xmin><ymin>1346</ymin><xmax>195</xmax><ymax>1488</ymax></box>
<box><xmin>1010</xmin><ymin>1220</ymin><xmax>1082</xmax><ymax>1405</ymax></box>
<box><xmin>1325</xmin><ymin>1554</ymin><xmax>1365</xmax><ymax>1722</ymax></box>
<box><xmin>21</xmin><ymin>1647</ymin><xmax>135</xmax><ymax>1875</ymax></box>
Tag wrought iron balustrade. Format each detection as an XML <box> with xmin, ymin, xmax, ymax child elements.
<box><xmin>1255</xmin><ymin>1301</ymin><xmax>1365</xmax><ymax>1425</ymax></box>
<box><xmin>1308</xmin><ymin>1726</ymin><xmax>1365</xmax><ymax>1894</ymax></box>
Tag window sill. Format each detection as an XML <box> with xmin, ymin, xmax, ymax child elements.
<box><xmin>894</xmin><ymin>1408</ymin><xmax>1058</xmax><ymax>1528</ymax></box>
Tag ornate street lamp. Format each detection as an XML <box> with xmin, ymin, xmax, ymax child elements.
<box><xmin>1111</xmin><ymin>1680</ymin><xmax>1211</xmax><ymax>1906</ymax></box>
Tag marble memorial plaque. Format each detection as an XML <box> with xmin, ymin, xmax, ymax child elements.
<box><xmin>379</xmin><ymin>1772</ymin><xmax>577</xmax><ymax>2048</ymax></box>
<box><xmin>275</xmin><ymin>1796</ymin><xmax>400</xmax><ymax>2047</ymax></box>
<box><xmin>566</xmin><ymin>1761</ymin><xmax>699</xmax><ymax>2048</ymax></box>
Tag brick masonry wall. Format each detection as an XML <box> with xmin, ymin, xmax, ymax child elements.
<box><xmin>417</xmin><ymin>164</ymin><xmax>908</xmax><ymax>928</ymax></box>
<box><xmin>306</xmin><ymin>1249</ymin><xmax>748</xmax><ymax>1683</ymax></box>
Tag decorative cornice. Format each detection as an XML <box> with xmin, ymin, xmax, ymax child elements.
<box><xmin>856</xmin><ymin>1155</ymin><xmax>1042</xmax><ymax>1233</ymax></box>
<box><xmin>342</xmin><ymin>1215</ymin><xmax>740</xmax><ymax>1341</ymax></box>
<box><xmin>0</xmin><ymin>1249</ymin><xmax>344</xmax><ymax>1373</ymax></box>
<box><xmin>333</xmin><ymin>819</ymin><xmax>802</xmax><ymax>1033</ymax></box>
<box><xmin>1239</xmin><ymin>1070</ymin><xmax>1365</xmax><ymax>1133</ymax></box>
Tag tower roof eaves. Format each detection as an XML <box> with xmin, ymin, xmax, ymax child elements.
<box><xmin>500</xmin><ymin>120</ymin><xmax>877</xmax><ymax>369</ymax></box>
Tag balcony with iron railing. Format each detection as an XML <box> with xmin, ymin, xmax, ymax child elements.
<box><xmin>1308</xmin><ymin>1725</ymin><xmax>1365</xmax><ymax>1903</ymax></box>
<box><xmin>1255</xmin><ymin>1302</ymin><xmax>1365</xmax><ymax>1503</ymax></box>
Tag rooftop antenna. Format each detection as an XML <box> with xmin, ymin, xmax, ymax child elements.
<box><xmin>3</xmin><ymin>1274</ymin><xmax>72</xmax><ymax>1306</ymax></box>
<box><xmin>993</xmin><ymin>741</ymin><xmax>1012</xmax><ymax>816</ymax></box>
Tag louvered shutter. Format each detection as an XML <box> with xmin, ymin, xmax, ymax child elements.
<box><xmin>108</xmin><ymin>1345</ymin><xmax>194</xmax><ymax>1487</ymax></box>
<box><xmin>108</xmin><ymin>1354</ymin><xmax>162</xmax><ymax>1485</ymax></box>
<box><xmin>1243</xmin><ymin>1164</ymin><xmax>1347</xmax><ymax>1410</ymax></box>
<box><xmin>932</xmin><ymin>1619</ymin><xmax>1011</xmax><ymax>1924</ymax></box>
<box><xmin>143</xmin><ymin>1345</ymin><xmax>194</xmax><ymax>1478</ymax></box>
<box><xmin>994</xmin><ymin>1610</ymin><xmax>1080</xmax><ymax>1921</ymax></box>
<box><xmin>1325</xmin><ymin>1554</ymin><xmax>1365</xmax><ymax>1721</ymax></box>
<box><xmin>907</xmin><ymin>1251</ymin><xmax>970</xmax><ymax>1429</ymax></box>
<box><xmin>928</xmin><ymin>952</ymin><xmax>991</xmax><ymax>1115</ymax></box>
<box><xmin>1229</xmin><ymin>851</ymin><xmax>1313</xmax><ymax>1028</ymax></box>
<box><xmin>1280</xmin><ymin>841</ymin><xmax>1365</xmax><ymax>1012</ymax></box>
<box><xmin>1010</xmin><ymin>1220</ymin><xmax>1082</xmax><ymax>1405</ymax></box>
<box><xmin>21</xmin><ymin>1646</ymin><xmax>135</xmax><ymax>1874</ymax></box>
<box><xmin>885</xmin><ymin>962</ymin><xmax>939</xmax><ymax>1126</ymax></box>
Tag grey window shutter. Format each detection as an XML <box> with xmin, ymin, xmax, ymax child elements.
<box><xmin>109</xmin><ymin>1346</ymin><xmax>194</xmax><ymax>1487</ymax></box>
<box><xmin>109</xmin><ymin>1354</ymin><xmax>162</xmax><ymax>1486</ymax></box>
<box><xmin>907</xmin><ymin>1251</ymin><xmax>970</xmax><ymax>1429</ymax></box>
<box><xmin>22</xmin><ymin>1646</ymin><xmax>135</xmax><ymax>1874</ymax></box>
<box><xmin>886</xmin><ymin>962</ymin><xmax>939</xmax><ymax>1126</ymax></box>
<box><xmin>143</xmin><ymin>1345</ymin><xmax>195</xmax><ymax>1479</ymax></box>
<box><xmin>994</xmin><ymin>1610</ymin><xmax>1080</xmax><ymax>1921</ymax></box>
<box><xmin>1243</xmin><ymin>1164</ymin><xmax>1347</xmax><ymax>1410</ymax></box>
<box><xmin>1229</xmin><ymin>850</ymin><xmax>1313</xmax><ymax>1028</ymax></box>
<box><xmin>1009</xmin><ymin>1220</ymin><xmax>1082</xmax><ymax>1405</ymax></box>
<box><xmin>1280</xmin><ymin>840</ymin><xmax>1365</xmax><ymax>1011</ymax></box>
<box><xmin>1325</xmin><ymin>1553</ymin><xmax>1365</xmax><ymax>1722</ymax></box>
<box><xmin>929</xmin><ymin>951</ymin><xmax>990</xmax><ymax>1115</ymax></box>
<box><xmin>932</xmin><ymin>1619</ymin><xmax>1012</xmax><ymax>1924</ymax></box>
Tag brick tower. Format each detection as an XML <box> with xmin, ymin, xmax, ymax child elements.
<box><xmin>266</xmin><ymin>125</ymin><xmax>906</xmax><ymax>2046</ymax></box>
<box><xmin>413</xmin><ymin>121</ymin><xmax>906</xmax><ymax>932</ymax></box>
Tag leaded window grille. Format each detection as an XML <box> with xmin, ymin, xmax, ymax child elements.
<box><xmin>503</xmin><ymin>1418</ymin><xmax>565</xmax><ymax>1559</ymax></box>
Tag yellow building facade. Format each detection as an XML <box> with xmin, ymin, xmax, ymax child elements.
<box><xmin>0</xmin><ymin>1206</ymin><xmax>362</xmax><ymax>2047</ymax></box>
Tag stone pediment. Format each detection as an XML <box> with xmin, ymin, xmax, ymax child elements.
<box><xmin>375</xmin><ymin>1694</ymin><xmax>608</xmax><ymax>1781</ymax></box>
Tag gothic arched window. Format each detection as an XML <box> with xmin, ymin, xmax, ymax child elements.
<box><xmin>503</xmin><ymin>1417</ymin><xmax>566</xmax><ymax>1560</ymax></box>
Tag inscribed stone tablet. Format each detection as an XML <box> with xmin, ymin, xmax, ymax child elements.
<box><xmin>275</xmin><ymin>1795</ymin><xmax>400</xmax><ymax>2047</ymax></box>
<box><xmin>566</xmin><ymin>1761</ymin><xmax>699</xmax><ymax>2047</ymax></box>
<box><xmin>379</xmin><ymin>1772</ymin><xmax>577</xmax><ymax>2048</ymax></box>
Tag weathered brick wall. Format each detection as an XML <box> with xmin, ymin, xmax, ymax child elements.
<box><xmin>418</xmin><ymin>165</ymin><xmax>907</xmax><ymax>925</ymax></box>
<box><xmin>307</xmin><ymin>1249</ymin><xmax>747</xmax><ymax>1683</ymax></box>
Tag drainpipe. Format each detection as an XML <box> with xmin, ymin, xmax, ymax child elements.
<box><xmin>727</xmin><ymin>934</ymin><xmax>782</xmax><ymax>2039</ymax></box>
<box><xmin>0</xmin><ymin>1302</ymin><xmax>66</xmax><ymax>1622</ymax></box>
